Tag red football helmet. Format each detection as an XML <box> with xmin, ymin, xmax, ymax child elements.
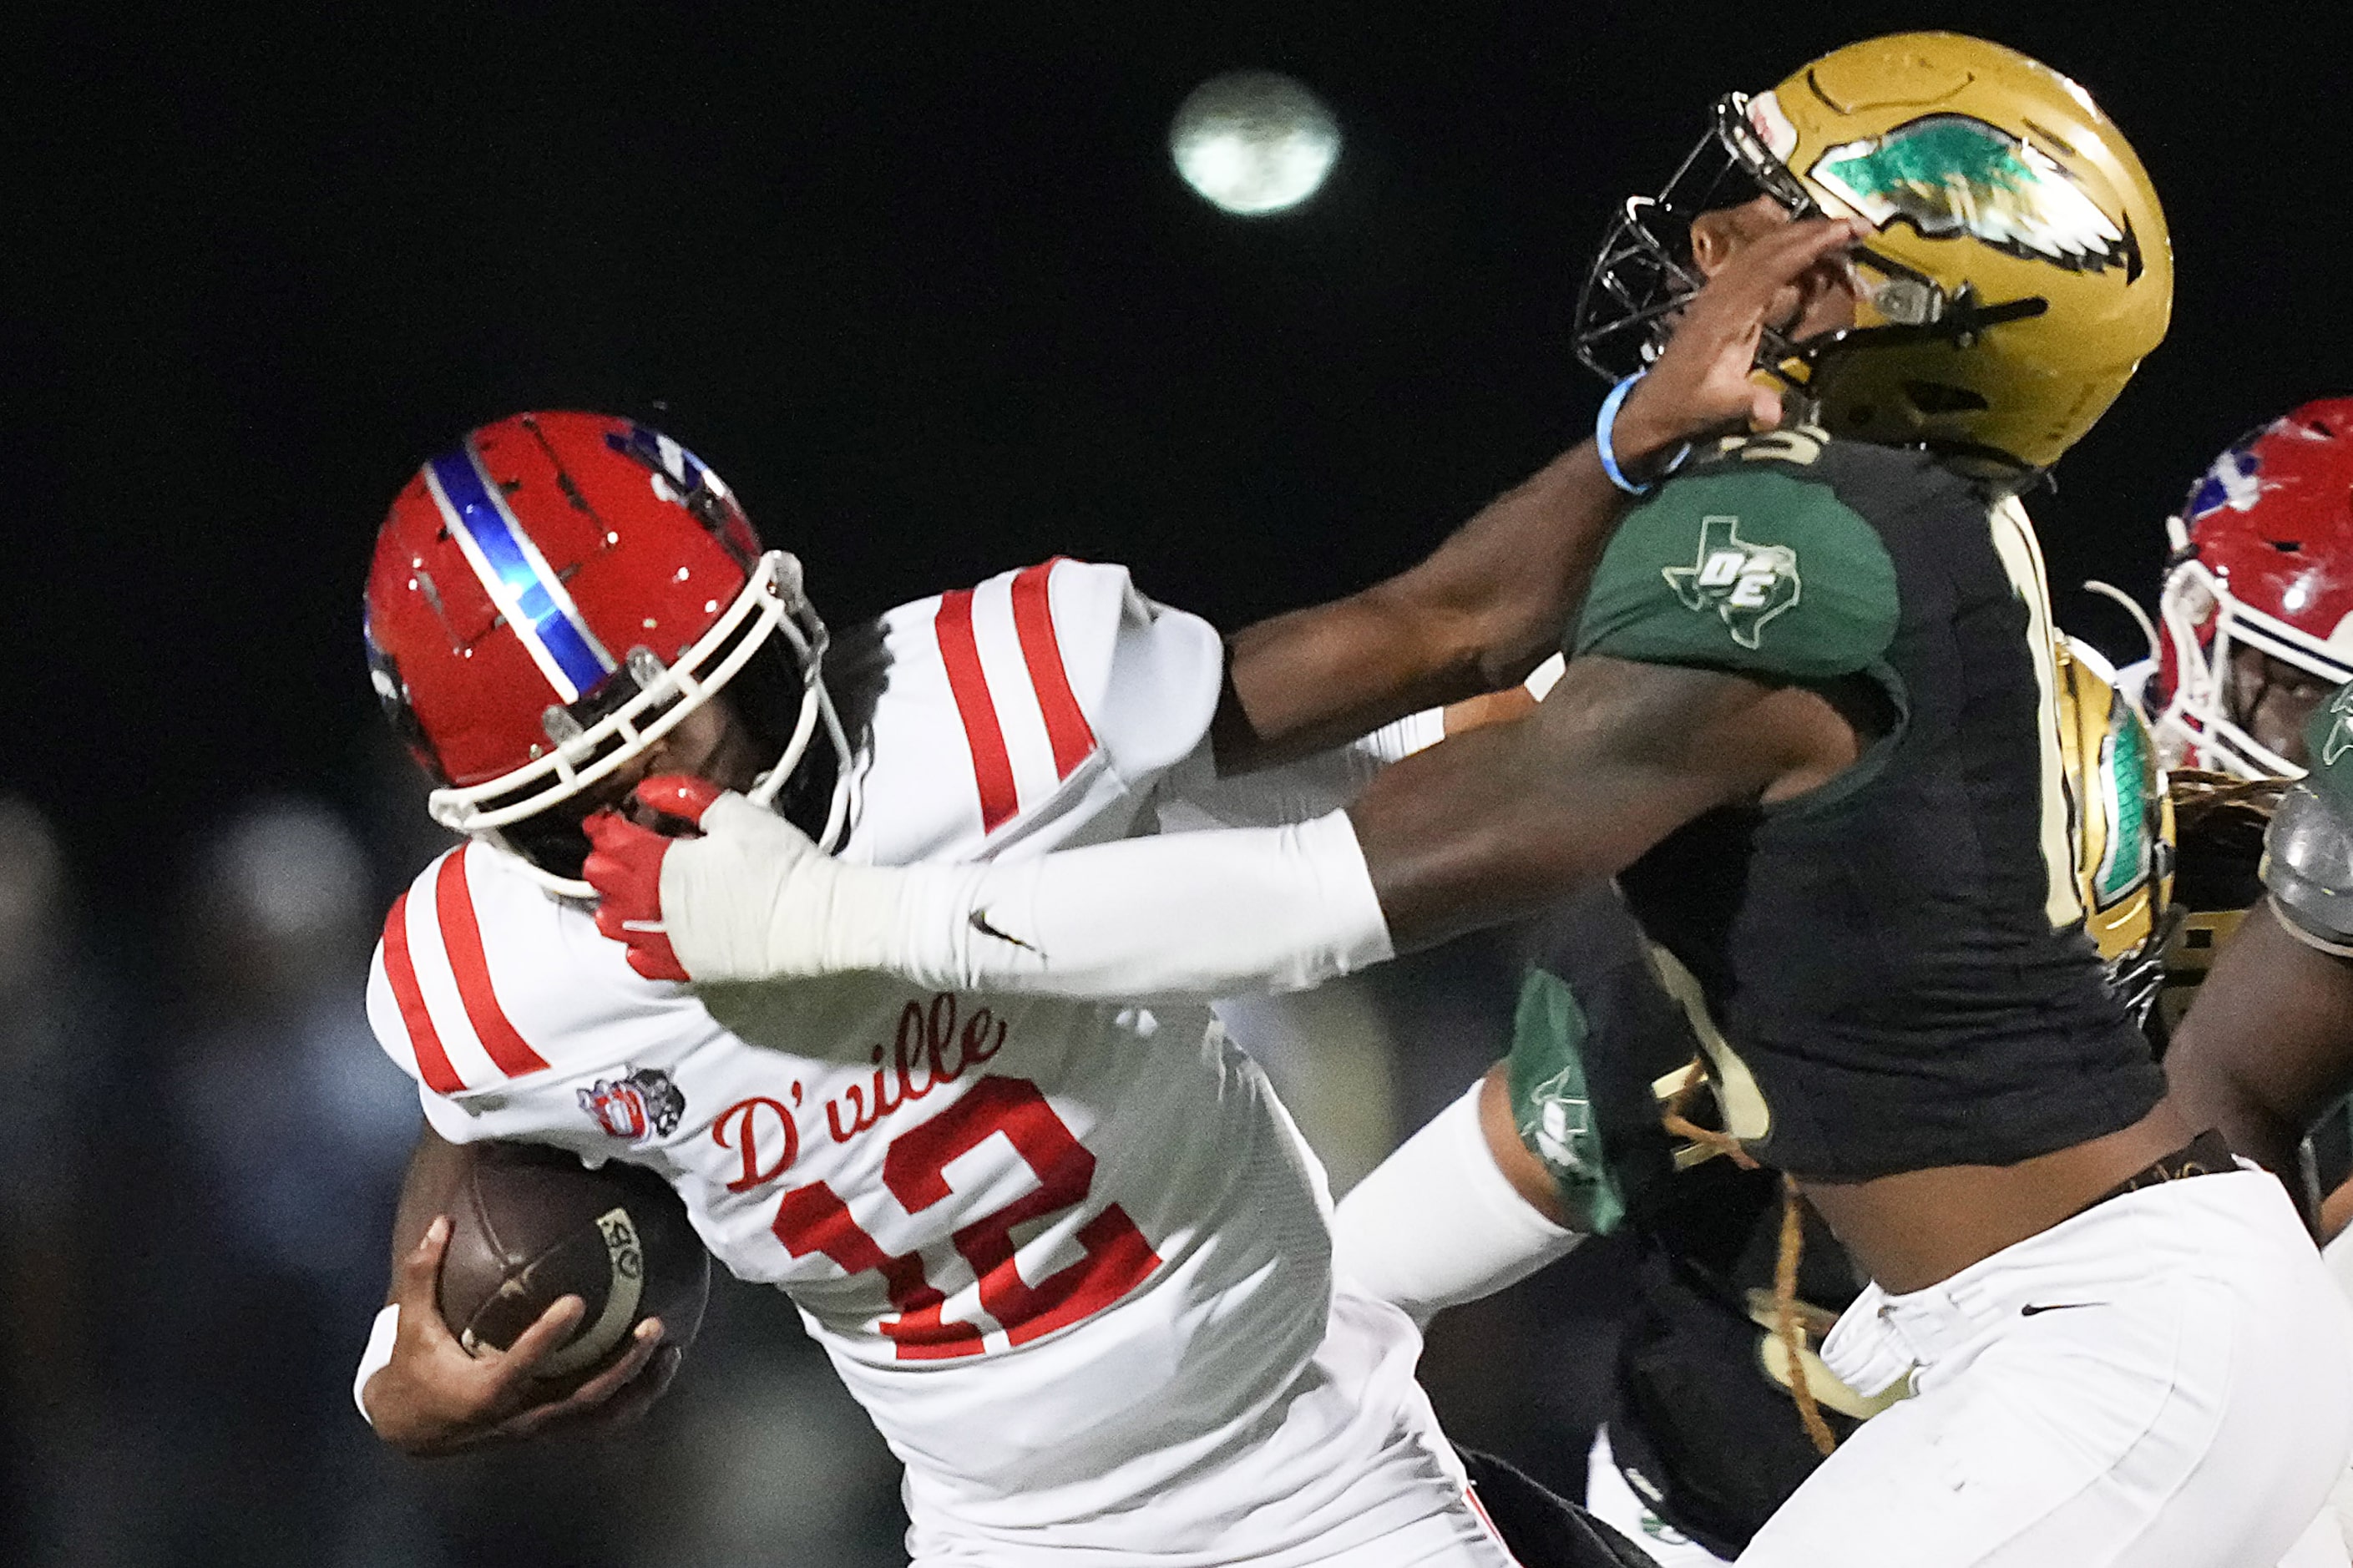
<box><xmin>2150</xmin><ymin>398</ymin><xmax>2353</xmax><ymax>777</ymax></box>
<box><xmin>362</xmin><ymin>412</ymin><xmax>855</xmax><ymax>894</ymax></box>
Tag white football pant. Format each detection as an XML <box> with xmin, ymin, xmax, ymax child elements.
<box><xmin>1732</xmin><ymin>1167</ymin><xmax>2353</xmax><ymax>1568</ymax></box>
<box><xmin>1585</xmin><ymin>1429</ymin><xmax>2345</xmax><ymax>1568</ymax></box>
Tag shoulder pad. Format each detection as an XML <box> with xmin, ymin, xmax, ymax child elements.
<box><xmin>862</xmin><ymin>559</ymin><xmax>1222</xmax><ymax>856</ymax></box>
<box><xmin>2264</xmin><ymin>783</ymin><xmax>2353</xmax><ymax>950</ymax></box>
<box><xmin>1571</xmin><ymin>463</ymin><xmax>1900</xmax><ymax>682</ymax></box>
<box><xmin>367</xmin><ymin>842</ymin><xmax>708</xmax><ymax>1099</ymax></box>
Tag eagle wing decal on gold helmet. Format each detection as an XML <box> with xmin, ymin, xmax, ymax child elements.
<box><xmin>1810</xmin><ymin>114</ymin><xmax>2137</xmax><ymax>276</ymax></box>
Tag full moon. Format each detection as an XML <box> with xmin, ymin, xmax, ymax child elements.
<box><xmin>1169</xmin><ymin>71</ymin><xmax>1340</xmax><ymax>217</ymax></box>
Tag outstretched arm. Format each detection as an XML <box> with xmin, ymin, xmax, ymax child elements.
<box><xmin>1350</xmin><ymin>655</ymin><xmax>1856</xmax><ymax>948</ymax></box>
<box><xmin>579</xmin><ymin>220</ymin><xmax>1878</xmax><ymax>997</ymax></box>
<box><xmin>1215</xmin><ymin>217</ymin><xmax>1870</xmax><ymax>771</ymax></box>
<box><xmin>586</xmin><ymin>657</ymin><xmax>1860</xmax><ymax>1000</ymax></box>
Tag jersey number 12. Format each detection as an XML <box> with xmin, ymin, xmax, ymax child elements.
<box><xmin>767</xmin><ymin>1075</ymin><xmax>1163</xmax><ymax>1360</ymax></box>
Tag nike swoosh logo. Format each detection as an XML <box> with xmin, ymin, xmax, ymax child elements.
<box><xmin>969</xmin><ymin>908</ymin><xmax>1040</xmax><ymax>954</ymax></box>
<box><xmin>2019</xmin><ymin>1302</ymin><xmax>2102</xmax><ymax>1316</ymax></box>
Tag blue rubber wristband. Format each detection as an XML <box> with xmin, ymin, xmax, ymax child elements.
<box><xmin>1596</xmin><ymin>373</ymin><xmax>1688</xmax><ymax>497</ymax></box>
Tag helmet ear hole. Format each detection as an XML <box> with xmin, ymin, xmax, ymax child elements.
<box><xmin>1902</xmin><ymin>380</ymin><xmax>1991</xmax><ymax>415</ymax></box>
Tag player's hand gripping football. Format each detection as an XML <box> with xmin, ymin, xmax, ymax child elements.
<box><xmin>584</xmin><ymin>775</ymin><xmax>908</xmax><ymax>984</ymax></box>
<box><xmin>1612</xmin><ymin>214</ymin><xmax>1872</xmax><ymax>457</ymax></box>
<box><xmin>361</xmin><ymin>1215</ymin><xmax>677</xmax><ymax>1456</ymax></box>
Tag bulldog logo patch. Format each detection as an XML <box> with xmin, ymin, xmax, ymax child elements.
<box><xmin>579</xmin><ymin>1067</ymin><xmax>686</xmax><ymax>1145</ymax></box>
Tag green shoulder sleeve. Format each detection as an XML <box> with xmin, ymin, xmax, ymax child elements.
<box><xmin>1571</xmin><ymin>468</ymin><xmax>1900</xmax><ymax>680</ymax></box>
<box><xmin>1505</xmin><ymin>967</ymin><xmax>1630</xmax><ymax>1236</ymax></box>
<box><xmin>2306</xmin><ymin>684</ymin><xmax>2353</xmax><ymax>820</ymax></box>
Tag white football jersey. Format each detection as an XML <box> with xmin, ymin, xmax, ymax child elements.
<box><xmin>367</xmin><ymin>560</ymin><xmax>1499</xmax><ymax>1566</ymax></box>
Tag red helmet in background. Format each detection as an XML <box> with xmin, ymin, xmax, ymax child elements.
<box><xmin>362</xmin><ymin>411</ymin><xmax>853</xmax><ymax>893</ymax></box>
<box><xmin>2152</xmin><ymin>398</ymin><xmax>2353</xmax><ymax>777</ymax></box>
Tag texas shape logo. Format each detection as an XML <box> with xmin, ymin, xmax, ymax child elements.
<box><xmin>1663</xmin><ymin>515</ymin><xmax>1800</xmax><ymax>649</ymax></box>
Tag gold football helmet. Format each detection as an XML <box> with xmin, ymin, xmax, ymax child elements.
<box><xmin>1575</xmin><ymin>32</ymin><xmax>2173</xmax><ymax>481</ymax></box>
<box><xmin>2055</xmin><ymin>637</ymin><xmax>2176</xmax><ymax>1021</ymax></box>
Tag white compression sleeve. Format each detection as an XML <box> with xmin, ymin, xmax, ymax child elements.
<box><xmin>667</xmin><ymin>797</ymin><xmax>1394</xmax><ymax>1002</ymax></box>
<box><xmin>1330</xmin><ymin>1082</ymin><xmax>1580</xmax><ymax>1328</ymax></box>
<box><xmin>352</xmin><ymin>1302</ymin><xmax>399</xmax><ymax>1428</ymax></box>
<box><xmin>911</xmin><ymin>809</ymin><xmax>1394</xmax><ymax>999</ymax></box>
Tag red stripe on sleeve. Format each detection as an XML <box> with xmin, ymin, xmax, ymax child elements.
<box><xmin>382</xmin><ymin>891</ymin><xmax>465</xmax><ymax>1095</ymax></box>
<box><xmin>435</xmin><ymin>851</ymin><xmax>552</xmax><ymax>1078</ymax></box>
<box><xmin>935</xmin><ymin>588</ymin><xmax>1020</xmax><ymax>831</ymax></box>
<box><xmin>1010</xmin><ymin>559</ymin><xmax>1097</xmax><ymax>779</ymax></box>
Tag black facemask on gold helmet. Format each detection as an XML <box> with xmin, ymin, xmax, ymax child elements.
<box><xmin>1573</xmin><ymin>33</ymin><xmax>2173</xmax><ymax>485</ymax></box>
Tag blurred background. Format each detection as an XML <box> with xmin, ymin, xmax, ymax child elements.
<box><xmin>4</xmin><ymin>3</ymin><xmax>2350</xmax><ymax>1562</ymax></box>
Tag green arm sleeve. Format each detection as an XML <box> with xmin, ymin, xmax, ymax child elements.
<box><xmin>1505</xmin><ymin>968</ymin><xmax>1631</xmax><ymax>1236</ymax></box>
<box><xmin>1571</xmin><ymin>468</ymin><xmax>1900</xmax><ymax>680</ymax></box>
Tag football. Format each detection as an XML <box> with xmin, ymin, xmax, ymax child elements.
<box><xmin>437</xmin><ymin>1141</ymin><xmax>711</xmax><ymax>1393</ymax></box>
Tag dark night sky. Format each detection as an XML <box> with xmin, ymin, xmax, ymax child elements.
<box><xmin>8</xmin><ymin>3</ymin><xmax>2352</xmax><ymax>904</ymax></box>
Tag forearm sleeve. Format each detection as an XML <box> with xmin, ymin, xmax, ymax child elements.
<box><xmin>900</xmin><ymin>810</ymin><xmax>1394</xmax><ymax>1000</ymax></box>
<box><xmin>1330</xmin><ymin>1085</ymin><xmax>1580</xmax><ymax>1327</ymax></box>
<box><xmin>671</xmin><ymin>804</ymin><xmax>1395</xmax><ymax>1002</ymax></box>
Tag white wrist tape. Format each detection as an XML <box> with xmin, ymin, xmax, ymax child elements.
<box><xmin>1367</xmin><ymin>707</ymin><xmax>1448</xmax><ymax>764</ymax></box>
<box><xmin>353</xmin><ymin>1302</ymin><xmax>400</xmax><ymax>1428</ymax></box>
<box><xmin>1331</xmin><ymin>1083</ymin><xmax>1579</xmax><ymax>1328</ymax></box>
<box><xmin>665</xmin><ymin>797</ymin><xmax>1394</xmax><ymax>1002</ymax></box>
<box><xmin>1525</xmin><ymin>651</ymin><xmax>1567</xmax><ymax>701</ymax></box>
<box><xmin>660</xmin><ymin>792</ymin><xmax>944</xmax><ymax>982</ymax></box>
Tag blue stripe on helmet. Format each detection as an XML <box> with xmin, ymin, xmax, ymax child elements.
<box><xmin>426</xmin><ymin>449</ymin><xmax>613</xmax><ymax>700</ymax></box>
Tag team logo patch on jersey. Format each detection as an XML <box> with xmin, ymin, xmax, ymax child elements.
<box><xmin>1664</xmin><ymin>515</ymin><xmax>1801</xmax><ymax>649</ymax></box>
<box><xmin>1809</xmin><ymin>114</ymin><xmax>2135</xmax><ymax>275</ymax></box>
<box><xmin>1507</xmin><ymin>969</ymin><xmax>1630</xmax><ymax>1236</ymax></box>
<box><xmin>1523</xmin><ymin>1067</ymin><xmax>1600</xmax><ymax>1180</ymax></box>
<box><xmin>579</xmin><ymin>1068</ymin><xmax>686</xmax><ymax>1144</ymax></box>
